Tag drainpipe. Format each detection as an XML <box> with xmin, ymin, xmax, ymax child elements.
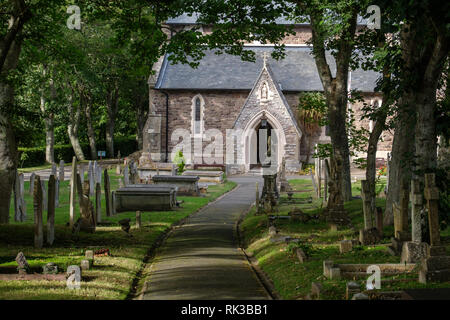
<box><xmin>160</xmin><ymin>91</ymin><xmax>169</xmax><ymax>162</ymax></box>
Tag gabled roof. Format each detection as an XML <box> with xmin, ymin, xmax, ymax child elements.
<box><xmin>232</xmin><ymin>61</ymin><xmax>302</xmax><ymax>137</ymax></box>
<box><xmin>155</xmin><ymin>46</ymin><xmax>380</xmax><ymax>92</ymax></box>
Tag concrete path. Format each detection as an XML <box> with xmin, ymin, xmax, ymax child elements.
<box><xmin>142</xmin><ymin>176</ymin><xmax>268</xmax><ymax>300</ymax></box>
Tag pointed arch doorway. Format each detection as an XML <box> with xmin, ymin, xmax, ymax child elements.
<box><xmin>243</xmin><ymin>111</ymin><xmax>286</xmax><ymax>172</ymax></box>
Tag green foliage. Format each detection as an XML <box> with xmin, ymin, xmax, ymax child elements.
<box><xmin>18</xmin><ymin>136</ymin><xmax>137</xmax><ymax>167</ymax></box>
<box><xmin>173</xmin><ymin>150</ymin><xmax>186</xmax><ymax>174</ymax></box>
<box><xmin>313</xmin><ymin>143</ymin><xmax>332</xmax><ymax>159</ymax></box>
<box><xmin>297</xmin><ymin>92</ymin><xmax>328</xmax><ymax>131</ymax></box>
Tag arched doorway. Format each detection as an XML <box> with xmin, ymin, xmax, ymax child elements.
<box><xmin>243</xmin><ymin>111</ymin><xmax>286</xmax><ymax>172</ymax></box>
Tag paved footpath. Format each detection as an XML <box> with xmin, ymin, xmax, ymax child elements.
<box><xmin>142</xmin><ymin>176</ymin><xmax>269</xmax><ymax>300</ymax></box>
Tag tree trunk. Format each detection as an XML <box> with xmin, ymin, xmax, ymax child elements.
<box><xmin>40</xmin><ymin>94</ymin><xmax>54</xmax><ymax>163</ymax></box>
<box><xmin>83</xmin><ymin>93</ymin><xmax>97</xmax><ymax>160</ymax></box>
<box><xmin>365</xmin><ymin>111</ymin><xmax>387</xmax><ymax>217</ymax></box>
<box><xmin>384</xmin><ymin>99</ymin><xmax>416</xmax><ymax>225</ymax></box>
<box><xmin>67</xmin><ymin>91</ymin><xmax>85</xmax><ymax>161</ymax></box>
<box><xmin>106</xmin><ymin>84</ymin><xmax>119</xmax><ymax>158</ymax></box>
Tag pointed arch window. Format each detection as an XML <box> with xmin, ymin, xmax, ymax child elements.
<box><xmin>191</xmin><ymin>95</ymin><xmax>205</xmax><ymax>136</ymax></box>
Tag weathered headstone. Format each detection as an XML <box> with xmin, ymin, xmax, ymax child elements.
<box><xmin>34</xmin><ymin>175</ymin><xmax>44</xmax><ymax>248</ymax></box>
<box><xmin>79</xmin><ymin>165</ymin><xmax>85</xmax><ymax>184</ymax></box>
<box><xmin>104</xmin><ymin>169</ymin><xmax>112</xmax><ymax>217</ymax></box>
<box><xmin>255</xmin><ymin>182</ymin><xmax>261</xmax><ymax>214</ymax></box>
<box><xmin>136</xmin><ymin>211</ymin><xmax>142</xmax><ymax>229</ymax></box>
<box><xmin>95</xmin><ymin>163</ymin><xmax>102</xmax><ymax>185</ymax></box>
<box><xmin>29</xmin><ymin>172</ymin><xmax>35</xmax><ymax>195</ymax></box>
<box><xmin>309</xmin><ymin>168</ymin><xmax>318</xmax><ymax>198</ymax></box>
<box><xmin>346</xmin><ymin>281</ymin><xmax>361</xmax><ymax>300</ymax></box>
<box><xmin>340</xmin><ymin>240</ymin><xmax>353</xmax><ymax>254</ymax></box>
<box><xmin>89</xmin><ymin>161</ymin><xmax>95</xmax><ymax>196</ymax></box>
<box><xmin>14</xmin><ymin>172</ymin><xmax>27</xmax><ymax>222</ymax></box>
<box><xmin>69</xmin><ymin>157</ymin><xmax>77</xmax><ymax>227</ymax></box>
<box><xmin>80</xmin><ymin>259</ymin><xmax>90</xmax><ymax>270</ymax></box>
<box><xmin>51</xmin><ymin>163</ymin><xmax>57</xmax><ymax>176</ymax></box>
<box><xmin>411</xmin><ymin>179</ymin><xmax>423</xmax><ymax>243</ymax></box>
<box><xmin>59</xmin><ymin>160</ymin><xmax>65</xmax><ymax>181</ymax></box>
<box><xmin>42</xmin><ymin>262</ymin><xmax>58</xmax><ymax>274</ymax></box>
<box><xmin>55</xmin><ymin>178</ymin><xmax>60</xmax><ymax>208</ymax></box>
<box><xmin>116</xmin><ymin>164</ymin><xmax>121</xmax><ymax>175</ymax></box>
<box><xmin>41</xmin><ymin>179</ymin><xmax>47</xmax><ymax>212</ymax></box>
<box><xmin>123</xmin><ymin>165</ymin><xmax>129</xmax><ymax>186</ymax></box>
<box><xmin>47</xmin><ymin>175</ymin><xmax>56</xmax><ymax>245</ymax></box>
<box><xmin>95</xmin><ymin>182</ymin><xmax>102</xmax><ymax>223</ymax></box>
<box><xmin>15</xmin><ymin>252</ymin><xmax>30</xmax><ymax>274</ymax></box>
<box><xmin>74</xmin><ymin>175</ymin><xmax>96</xmax><ymax>233</ymax></box>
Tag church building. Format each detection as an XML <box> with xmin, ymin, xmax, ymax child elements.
<box><xmin>143</xmin><ymin>14</ymin><xmax>392</xmax><ymax>174</ymax></box>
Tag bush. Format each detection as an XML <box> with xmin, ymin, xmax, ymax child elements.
<box><xmin>18</xmin><ymin>135</ymin><xmax>138</xmax><ymax>168</ymax></box>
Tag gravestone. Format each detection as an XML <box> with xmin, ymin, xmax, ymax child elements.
<box><xmin>418</xmin><ymin>173</ymin><xmax>450</xmax><ymax>283</ymax></box>
<box><xmin>104</xmin><ymin>169</ymin><xmax>112</xmax><ymax>217</ymax></box>
<box><xmin>59</xmin><ymin>160</ymin><xmax>65</xmax><ymax>181</ymax></box>
<box><xmin>116</xmin><ymin>164</ymin><xmax>121</xmax><ymax>175</ymax></box>
<box><xmin>410</xmin><ymin>179</ymin><xmax>423</xmax><ymax>243</ymax></box>
<box><xmin>80</xmin><ymin>259</ymin><xmax>90</xmax><ymax>270</ymax></box>
<box><xmin>29</xmin><ymin>172</ymin><xmax>35</xmax><ymax>195</ymax></box>
<box><xmin>79</xmin><ymin>165</ymin><xmax>85</xmax><ymax>184</ymax></box>
<box><xmin>255</xmin><ymin>182</ymin><xmax>261</xmax><ymax>214</ymax></box>
<box><xmin>42</xmin><ymin>263</ymin><xmax>58</xmax><ymax>274</ymax></box>
<box><xmin>340</xmin><ymin>240</ymin><xmax>353</xmax><ymax>253</ymax></box>
<box><xmin>69</xmin><ymin>157</ymin><xmax>77</xmax><ymax>227</ymax></box>
<box><xmin>346</xmin><ymin>282</ymin><xmax>361</xmax><ymax>300</ymax></box>
<box><xmin>136</xmin><ymin>211</ymin><xmax>142</xmax><ymax>229</ymax></box>
<box><xmin>279</xmin><ymin>157</ymin><xmax>290</xmax><ymax>192</ymax></box>
<box><xmin>51</xmin><ymin>163</ymin><xmax>57</xmax><ymax>176</ymax></box>
<box><xmin>95</xmin><ymin>182</ymin><xmax>102</xmax><ymax>223</ymax></box>
<box><xmin>55</xmin><ymin>178</ymin><xmax>60</xmax><ymax>208</ymax></box>
<box><xmin>89</xmin><ymin>161</ymin><xmax>95</xmax><ymax>196</ymax></box>
<box><xmin>14</xmin><ymin>172</ymin><xmax>27</xmax><ymax>222</ymax></box>
<box><xmin>15</xmin><ymin>252</ymin><xmax>30</xmax><ymax>274</ymax></box>
<box><xmin>123</xmin><ymin>165</ymin><xmax>129</xmax><ymax>186</ymax></box>
<box><xmin>34</xmin><ymin>175</ymin><xmax>44</xmax><ymax>248</ymax></box>
<box><xmin>95</xmin><ymin>163</ymin><xmax>102</xmax><ymax>185</ymax></box>
<box><xmin>47</xmin><ymin>175</ymin><xmax>56</xmax><ymax>246</ymax></box>
<box><xmin>73</xmin><ymin>174</ymin><xmax>96</xmax><ymax>233</ymax></box>
<box><xmin>41</xmin><ymin>179</ymin><xmax>47</xmax><ymax>212</ymax></box>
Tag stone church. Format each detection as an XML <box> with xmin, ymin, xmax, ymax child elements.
<box><xmin>143</xmin><ymin>14</ymin><xmax>392</xmax><ymax>174</ymax></box>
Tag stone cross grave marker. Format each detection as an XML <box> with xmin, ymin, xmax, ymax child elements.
<box><xmin>424</xmin><ymin>173</ymin><xmax>440</xmax><ymax>246</ymax></box>
<box><xmin>47</xmin><ymin>175</ymin><xmax>56</xmax><ymax>245</ymax></box>
<box><xmin>34</xmin><ymin>175</ymin><xmax>44</xmax><ymax>248</ymax></box>
<box><xmin>411</xmin><ymin>179</ymin><xmax>423</xmax><ymax>243</ymax></box>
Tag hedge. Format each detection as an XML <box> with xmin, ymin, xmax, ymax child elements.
<box><xmin>18</xmin><ymin>136</ymin><xmax>138</xmax><ymax>168</ymax></box>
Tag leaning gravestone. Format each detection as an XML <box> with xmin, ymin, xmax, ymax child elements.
<box><xmin>34</xmin><ymin>175</ymin><xmax>44</xmax><ymax>248</ymax></box>
<box><xmin>29</xmin><ymin>172</ymin><xmax>36</xmax><ymax>195</ymax></box>
<box><xmin>55</xmin><ymin>178</ymin><xmax>60</xmax><ymax>208</ymax></box>
<box><xmin>14</xmin><ymin>172</ymin><xmax>27</xmax><ymax>222</ymax></box>
<box><xmin>59</xmin><ymin>160</ymin><xmax>65</xmax><ymax>182</ymax></box>
<box><xmin>47</xmin><ymin>175</ymin><xmax>56</xmax><ymax>246</ymax></box>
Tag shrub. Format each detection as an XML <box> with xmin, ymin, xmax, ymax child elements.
<box><xmin>18</xmin><ymin>135</ymin><xmax>138</xmax><ymax>168</ymax></box>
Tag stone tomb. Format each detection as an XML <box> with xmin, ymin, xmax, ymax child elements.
<box><xmin>138</xmin><ymin>163</ymin><xmax>176</xmax><ymax>181</ymax></box>
<box><xmin>152</xmin><ymin>175</ymin><xmax>200</xmax><ymax>196</ymax></box>
<box><xmin>113</xmin><ymin>185</ymin><xmax>177</xmax><ymax>213</ymax></box>
<box><xmin>182</xmin><ymin>170</ymin><xmax>223</xmax><ymax>183</ymax></box>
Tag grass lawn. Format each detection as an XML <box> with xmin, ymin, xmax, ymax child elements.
<box><xmin>0</xmin><ymin>169</ymin><xmax>236</xmax><ymax>300</ymax></box>
<box><xmin>240</xmin><ymin>178</ymin><xmax>450</xmax><ymax>300</ymax></box>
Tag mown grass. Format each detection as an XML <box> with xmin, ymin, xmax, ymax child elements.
<box><xmin>240</xmin><ymin>178</ymin><xmax>450</xmax><ymax>300</ymax></box>
<box><xmin>0</xmin><ymin>169</ymin><xmax>236</xmax><ymax>300</ymax></box>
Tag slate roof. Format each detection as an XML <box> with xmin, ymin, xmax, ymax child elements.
<box><xmin>155</xmin><ymin>46</ymin><xmax>380</xmax><ymax>92</ymax></box>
